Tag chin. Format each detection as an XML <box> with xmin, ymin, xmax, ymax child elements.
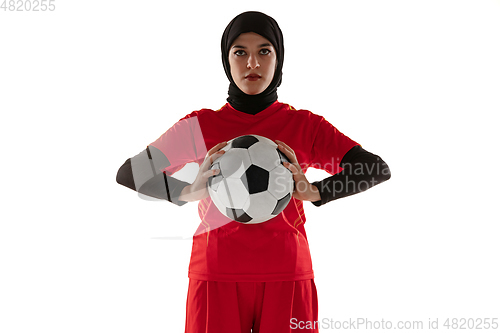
<box><xmin>235</xmin><ymin>81</ymin><xmax>267</xmax><ymax>95</ymax></box>
<box><xmin>241</xmin><ymin>86</ymin><xmax>265</xmax><ymax>95</ymax></box>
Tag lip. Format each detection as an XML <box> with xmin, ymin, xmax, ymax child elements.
<box><xmin>245</xmin><ymin>74</ymin><xmax>261</xmax><ymax>81</ymax></box>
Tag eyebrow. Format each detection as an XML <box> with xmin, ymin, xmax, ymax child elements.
<box><xmin>231</xmin><ymin>43</ymin><xmax>272</xmax><ymax>49</ymax></box>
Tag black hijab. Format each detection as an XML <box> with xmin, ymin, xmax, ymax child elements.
<box><xmin>221</xmin><ymin>11</ymin><xmax>284</xmax><ymax>115</ymax></box>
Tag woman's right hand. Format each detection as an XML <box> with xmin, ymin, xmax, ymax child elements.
<box><xmin>178</xmin><ymin>141</ymin><xmax>227</xmax><ymax>202</ymax></box>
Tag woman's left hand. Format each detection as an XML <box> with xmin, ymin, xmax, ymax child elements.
<box><xmin>275</xmin><ymin>140</ymin><xmax>321</xmax><ymax>202</ymax></box>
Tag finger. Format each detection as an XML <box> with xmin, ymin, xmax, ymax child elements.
<box><xmin>277</xmin><ymin>143</ymin><xmax>298</xmax><ymax>164</ymax></box>
<box><xmin>275</xmin><ymin>140</ymin><xmax>293</xmax><ymax>151</ymax></box>
<box><xmin>284</xmin><ymin>160</ymin><xmax>305</xmax><ymax>180</ymax></box>
<box><xmin>207</xmin><ymin>141</ymin><xmax>228</xmax><ymax>155</ymax></box>
<box><xmin>276</xmin><ymin>140</ymin><xmax>294</xmax><ymax>156</ymax></box>
<box><xmin>209</xmin><ymin>150</ymin><xmax>225</xmax><ymax>164</ymax></box>
<box><xmin>276</xmin><ymin>142</ymin><xmax>291</xmax><ymax>154</ymax></box>
<box><xmin>200</xmin><ymin>150</ymin><xmax>225</xmax><ymax>171</ymax></box>
<box><xmin>202</xmin><ymin>168</ymin><xmax>220</xmax><ymax>179</ymax></box>
<box><xmin>204</xmin><ymin>142</ymin><xmax>226</xmax><ymax>162</ymax></box>
<box><xmin>283</xmin><ymin>161</ymin><xmax>299</xmax><ymax>175</ymax></box>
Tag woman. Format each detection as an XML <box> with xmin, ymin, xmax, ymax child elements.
<box><xmin>116</xmin><ymin>11</ymin><xmax>390</xmax><ymax>333</ymax></box>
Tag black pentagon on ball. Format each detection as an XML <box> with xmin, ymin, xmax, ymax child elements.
<box><xmin>271</xmin><ymin>193</ymin><xmax>291</xmax><ymax>215</ymax></box>
<box><xmin>226</xmin><ymin>208</ymin><xmax>253</xmax><ymax>223</ymax></box>
<box><xmin>231</xmin><ymin>135</ymin><xmax>259</xmax><ymax>149</ymax></box>
<box><xmin>240</xmin><ymin>164</ymin><xmax>269</xmax><ymax>194</ymax></box>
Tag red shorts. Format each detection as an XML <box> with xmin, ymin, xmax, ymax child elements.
<box><xmin>184</xmin><ymin>278</ymin><xmax>319</xmax><ymax>333</ymax></box>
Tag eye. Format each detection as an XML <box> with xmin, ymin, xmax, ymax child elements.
<box><xmin>234</xmin><ymin>50</ymin><xmax>246</xmax><ymax>56</ymax></box>
<box><xmin>260</xmin><ymin>48</ymin><xmax>271</xmax><ymax>55</ymax></box>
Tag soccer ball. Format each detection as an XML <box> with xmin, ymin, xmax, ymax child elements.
<box><xmin>208</xmin><ymin>135</ymin><xmax>294</xmax><ymax>224</ymax></box>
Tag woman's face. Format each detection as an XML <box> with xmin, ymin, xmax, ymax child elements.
<box><xmin>229</xmin><ymin>32</ymin><xmax>277</xmax><ymax>95</ymax></box>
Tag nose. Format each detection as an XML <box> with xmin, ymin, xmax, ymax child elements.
<box><xmin>247</xmin><ymin>53</ymin><xmax>260</xmax><ymax>69</ymax></box>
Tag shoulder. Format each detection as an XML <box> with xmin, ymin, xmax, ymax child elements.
<box><xmin>277</xmin><ymin>102</ymin><xmax>325</xmax><ymax>123</ymax></box>
<box><xmin>178</xmin><ymin>105</ymin><xmax>225</xmax><ymax>121</ymax></box>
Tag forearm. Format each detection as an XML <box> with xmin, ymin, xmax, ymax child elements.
<box><xmin>138</xmin><ymin>171</ymin><xmax>190</xmax><ymax>206</ymax></box>
<box><xmin>116</xmin><ymin>146</ymin><xmax>190</xmax><ymax>206</ymax></box>
<box><xmin>311</xmin><ymin>145</ymin><xmax>391</xmax><ymax>206</ymax></box>
<box><xmin>178</xmin><ymin>184</ymin><xmax>195</xmax><ymax>202</ymax></box>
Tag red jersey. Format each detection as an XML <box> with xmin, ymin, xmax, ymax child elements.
<box><xmin>149</xmin><ymin>101</ymin><xmax>359</xmax><ymax>282</ymax></box>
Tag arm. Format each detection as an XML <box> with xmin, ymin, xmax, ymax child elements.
<box><xmin>116</xmin><ymin>145</ymin><xmax>191</xmax><ymax>206</ymax></box>
<box><xmin>117</xmin><ymin>112</ymin><xmax>211</xmax><ymax>206</ymax></box>
<box><xmin>310</xmin><ymin>145</ymin><xmax>391</xmax><ymax>206</ymax></box>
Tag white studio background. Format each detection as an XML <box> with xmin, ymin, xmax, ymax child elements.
<box><xmin>1</xmin><ymin>1</ymin><xmax>499</xmax><ymax>332</ymax></box>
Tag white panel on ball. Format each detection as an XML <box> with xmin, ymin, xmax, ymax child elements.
<box><xmin>219</xmin><ymin>148</ymin><xmax>252</xmax><ymax>179</ymax></box>
<box><xmin>247</xmin><ymin>142</ymin><xmax>281</xmax><ymax>171</ymax></box>
<box><xmin>244</xmin><ymin>191</ymin><xmax>279</xmax><ymax>220</ymax></box>
<box><xmin>217</xmin><ymin>178</ymin><xmax>250</xmax><ymax>209</ymax></box>
<box><xmin>268</xmin><ymin>165</ymin><xmax>294</xmax><ymax>200</ymax></box>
